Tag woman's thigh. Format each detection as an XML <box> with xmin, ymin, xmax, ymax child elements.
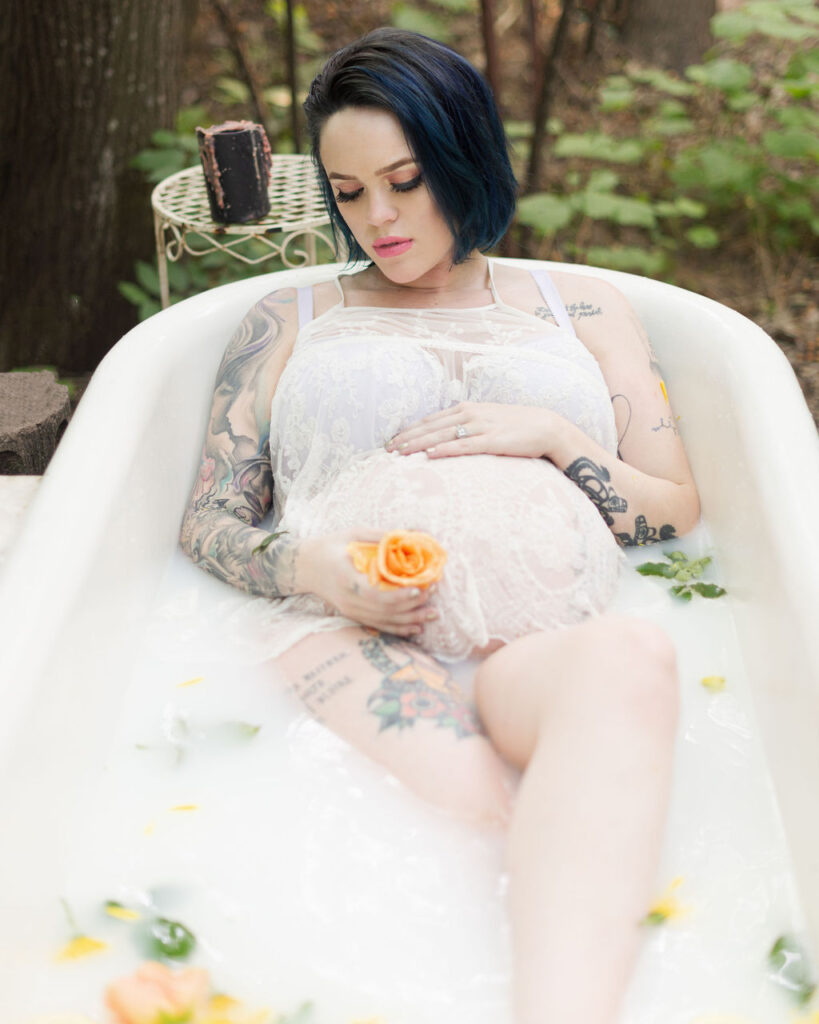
<box><xmin>274</xmin><ymin>625</ymin><xmax>513</xmax><ymax>825</ymax></box>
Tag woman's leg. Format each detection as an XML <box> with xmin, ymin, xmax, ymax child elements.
<box><xmin>474</xmin><ymin>614</ymin><xmax>679</xmax><ymax>1024</ymax></box>
<box><xmin>275</xmin><ymin>625</ymin><xmax>512</xmax><ymax>825</ymax></box>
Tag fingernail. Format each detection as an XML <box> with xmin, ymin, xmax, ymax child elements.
<box><xmin>398</xmin><ymin>442</ymin><xmax>409</xmax><ymax>450</ymax></box>
<box><xmin>426</xmin><ymin>610</ymin><xmax>438</xmax><ymax>621</ymax></box>
<box><xmin>426</xmin><ymin>446</ymin><xmax>436</xmax><ymax>454</ymax></box>
<box><xmin>409</xmin><ymin>588</ymin><xmax>421</xmax><ymax>598</ymax></box>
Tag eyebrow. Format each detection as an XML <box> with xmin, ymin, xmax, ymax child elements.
<box><xmin>327</xmin><ymin>158</ymin><xmax>416</xmax><ymax>181</ymax></box>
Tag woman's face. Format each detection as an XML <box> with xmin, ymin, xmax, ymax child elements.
<box><xmin>319</xmin><ymin>107</ymin><xmax>457</xmax><ymax>287</ymax></box>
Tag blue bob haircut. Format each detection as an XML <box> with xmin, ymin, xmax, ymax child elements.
<box><xmin>303</xmin><ymin>28</ymin><xmax>518</xmax><ymax>265</ymax></box>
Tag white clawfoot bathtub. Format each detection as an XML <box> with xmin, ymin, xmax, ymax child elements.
<box><xmin>1</xmin><ymin>260</ymin><xmax>818</xmax><ymax>1023</ymax></box>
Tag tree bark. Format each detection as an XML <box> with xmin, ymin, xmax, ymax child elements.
<box><xmin>0</xmin><ymin>0</ymin><xmax>198</xmax><ymax>373</ymax></box>
<box><xmin>618</xmin><ymin>0</ymin><xmax>715</xmax><ymax>74</ymax></box>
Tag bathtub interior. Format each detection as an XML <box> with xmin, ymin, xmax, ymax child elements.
<box><xmin>1</xmin><ymin>259</ymin><xmax>818</xmax><ymax>1020</ymax></box>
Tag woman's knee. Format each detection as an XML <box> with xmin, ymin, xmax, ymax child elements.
<box><xmin>474</xmin><ymin>616</ymin><xmax>678</xmax><ymax>760</ymax></box>
<box><xmin>578</xmin><ymin>615</ymin><xmax>679</xmax><ymax>732</ymax></box>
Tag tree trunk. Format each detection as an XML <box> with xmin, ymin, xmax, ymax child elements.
<box><xmin>619</xmin><ymin>0</ymin><xmax>715</xmax><ymax>74</ymax></box>
<box><xmin>0</xmin><ymin>0</ymin><xmax>198</xmax><ymax>373</ymax></box>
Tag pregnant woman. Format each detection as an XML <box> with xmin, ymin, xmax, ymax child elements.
<box><xmin>180</xmin><ymin>28</ymin><xmax>700</xmax><ymax>1024</ymax></box>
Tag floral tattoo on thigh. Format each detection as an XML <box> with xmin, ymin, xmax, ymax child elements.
<box><xmin>359</xmin><ymin>633</ymin><xmax>484</xmax><ymax>739</ymax></box>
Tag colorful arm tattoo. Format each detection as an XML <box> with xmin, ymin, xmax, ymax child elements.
<box><xmin>179</xmin><ymin>294</ymin><xmax>298</xmax><ymax>597</ymax></box>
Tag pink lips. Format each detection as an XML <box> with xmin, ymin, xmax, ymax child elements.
<box><xmin>373</xmin><ymin>236</ymin><xmax>413</xmax><ymax>258</ymax></box>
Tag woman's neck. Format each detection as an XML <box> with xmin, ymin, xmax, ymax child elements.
<box><xmin>356</xmin><ymin>252</ymin><xmax>490</xmax><ymax>305</ymax></box>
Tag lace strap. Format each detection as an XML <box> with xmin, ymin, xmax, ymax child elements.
<box><xmin>530</xmin><ymin>269</ymin><xmax>575</xmax><ymax>336</ymax></box>
<box><xmin>296</xmin><ymin>285</ymin><xmax>314</xmax><ymax>328</ymax></box>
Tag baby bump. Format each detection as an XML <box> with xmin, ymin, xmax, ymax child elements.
<box><xmin>294</xmin><ymin>449</ymin><xmax>622</xmax><ymax>661</ymax></box>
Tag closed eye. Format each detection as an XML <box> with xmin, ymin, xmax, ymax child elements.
<box><xmin>334</xmin><ymin>174</ymin><xmax>424</xmax><ymax>204</ymax></box>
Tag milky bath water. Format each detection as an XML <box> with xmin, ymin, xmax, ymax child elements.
<box><xmin>4</xmin><ymin>523</ymin><xmax>815</xmax><ymax>1024</ymax></box>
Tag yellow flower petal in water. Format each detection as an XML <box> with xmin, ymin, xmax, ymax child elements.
<box><xmin>105</xmin><ymin>903</ymin><xmax>142</xmax><ymax>922</ymax></box>
<box><xmin>55</xmin><ymin>934</ymin><xmax>108</xmax><ymax>961</ymax></box>
<box><xmin>171</xmin><ymin>804</ymin><xmax>199</xmax><ymax>812</ymax></box>
<box><xmin>793</xmin><ymin>1013</ymin><xmax>819</xmax><ymax>1024</ymax></box>
<box><xmin>701</xmin><ymin>675</ymin><xmax>727</xmax><ymax>692</ymax></box>
<box><xmin>201</xmin><ymin>993</ymin><xmax>273</xmax><ymax>1024</ymax></box>
<box><xmin>643</xmin><ymin>875</ymin><xmax>690</xmax><ymax>925</ymax></box>
<box><xmin>178</xmin><ymin>676</ymin><xmax>204</xmax><ymax>688</ymax></box>
<box><xmin>689</xmin><ymin>1016</ymin><xmax>759</xmax><ymax>1024</ymax></box>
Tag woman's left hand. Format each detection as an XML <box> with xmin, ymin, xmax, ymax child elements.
<box><xmin>386</xmin><ymin>402</ymin><xmax>556</xmax><ymax>460</ymax></box>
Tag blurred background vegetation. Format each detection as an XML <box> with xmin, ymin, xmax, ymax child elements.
<box><xmin>1</xmin><ymin>0</ymin><xmax>817</xmax><ymax>418</ymax></box>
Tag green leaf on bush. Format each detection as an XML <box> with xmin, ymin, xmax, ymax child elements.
<box><xmin>553</xmin><ymin>133</ymin><xmax>647</xmax><ymax>164</ymax></box>
<box><xmin>627</xmin><ymin>67</ymin><xmax>695</xmax><ymax>97</ymax></box>
<box><xmin>686</xmin><ymin>59</ymin><xmax>753</xmax><ymax>94</ymax></box>
<box><xmin>580</xmin><ymin>191</ymin><xmax>657</xmax><ymax>228</ymax></box>
<box><xmin>516</xmin><ymin>193</ymin><xmax>576</xmax><ymax>234</ymax></box>
<box><xmin>118</xmin><ymin>281</ymin><xmax>149</xmax><ymax>307</ymax></box>
<box><xmin>763</xmin><ymin>129</ymin><xmax>819</xmax><ymax>160</ymax></box>
<box><xmin>585</xmin><ymin>246</ymin><xmax>668</xmax><ymax>276</ymax></box>
<box><xmin>685</xmin><ymin>225</ymin><xmax>720</xmax><ymax>249</ymax></box>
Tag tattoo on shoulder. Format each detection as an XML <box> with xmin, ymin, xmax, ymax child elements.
<box><xmin>180</xmin><ymin>295</ymin><xmax>295</xmax><ymax>597</ymax></box>
<box><xmin>535</xmin><ymin>301</ymin><xmax>603</xmax><ymax>324</ymax></box>
<box><xmin>359</xmin><ymin>633</ymin><xmax>484</xmax><ymax>739</ymax></box>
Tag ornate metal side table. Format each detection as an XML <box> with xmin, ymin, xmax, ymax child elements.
<box><xmin>151</xmin><ymin>155</ymin><xmax>334</xmax><ymax>308</ymax></box>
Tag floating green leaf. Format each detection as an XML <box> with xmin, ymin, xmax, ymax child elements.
<box><xmin>143</xmin><ymin>917</ymin><xmax>196</xmax><ymax>960</ymax></box>
<box><xmin>636</xmin><ymin>552</ymin><xmax>726</xmax><ymax>601</ymax></box>
<box><xmin>767</xmin><ymin>934</ymin><xmax>817</xmax><ymax>1005</ymax></box>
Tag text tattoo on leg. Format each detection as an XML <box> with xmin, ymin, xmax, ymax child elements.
<box><xmin>359</xmin><ymin>634</ymin><xmax>484</xmax><ymax>739</ymax></box>
<box><xmin>564</xmin><ymin>456</ymin><xmax>676</xmax><ymax>547</ymax></box>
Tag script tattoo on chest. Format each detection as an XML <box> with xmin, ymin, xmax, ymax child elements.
<box><xmin>534</xmin><ymin>300</ymin><xmax>603</xmax><ymax>323</ymax></box>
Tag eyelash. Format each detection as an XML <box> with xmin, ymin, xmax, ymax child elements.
<box><xmin>335</xmin><ymin>174</ymin><xmax>423</xmax><ymax>204</ymax></box>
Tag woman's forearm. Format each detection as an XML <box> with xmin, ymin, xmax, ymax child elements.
<box><xmin>544</xmin><ymin>411</ymin><xmax>700</xmax><ymax>546</ymax></box>
<box><xmin>180</xmin><ymin>508</ymin><xmax>301</xmax><ymax>598</ymax></box>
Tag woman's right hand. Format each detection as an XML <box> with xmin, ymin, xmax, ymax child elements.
<box><xmin>298</xmin><ymin>530</ymin><xmax>438</xmax><ymax>638</ymax></box>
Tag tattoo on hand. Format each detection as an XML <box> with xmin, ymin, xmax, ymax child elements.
<box><xmin>359</xmin><ymin>634</ymin><xmax>484</xmax><ymax>739</ymax></box>
<box><xmin>564</xmin><ymin>456</ymin><xmax>628</xmax><ymax>526</ymax></box>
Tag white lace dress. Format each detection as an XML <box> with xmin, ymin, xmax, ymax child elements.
<box><xmin>249</xmin><ymin>260</ymin><xmax>623</xmax><ymax>662</ymax></box>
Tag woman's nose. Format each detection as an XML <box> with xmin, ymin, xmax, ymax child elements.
<box><xmin>367</xmin><ymin>191</ymin><xmax>398</xmax><ymax>227</ymax></box>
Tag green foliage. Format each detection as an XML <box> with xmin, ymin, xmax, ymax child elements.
<box><xmin>390</xmin><ymin>4</ymin><xmax>452</xmax><ymax>42</ymax></box>
<box><xmin>636</xmin><ymin>551</ymin><xmax>727</xmax><ymax>601</ymax></box>
<box><xmin>513</xmin><ymin>2</ymin><xmax>818</xmax><ymax>277</ymax></box>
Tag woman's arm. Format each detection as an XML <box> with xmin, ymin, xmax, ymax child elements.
<box><xmin>179</xmin><ymin>288</ymin><xmax>301</xmax><ymax>595</ymax></box>
<box><xmin>387</xmin><ymin>276</ymin><xmax>700</xmax><ymax>546</ymax></box>
<box><xmin>180</xmin><ymin>286</ymin><xmax>439</xmax><ymax>636</ymax></box>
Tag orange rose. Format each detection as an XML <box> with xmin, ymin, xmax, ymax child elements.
<box><xmin>104</xmin><ymin>961</ymin><xmax>210</xmax><ymax>1024</ymax></box>
<box><xmin>348</xmin><ymin>531</ymin><xmax>447</xmax><ymax>590</ymax></box>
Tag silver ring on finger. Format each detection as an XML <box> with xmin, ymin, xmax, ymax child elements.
<box><xmin>455</xmin><ymin>424</ymin><xmax>470</xmax><ymax>439</ymax></box>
